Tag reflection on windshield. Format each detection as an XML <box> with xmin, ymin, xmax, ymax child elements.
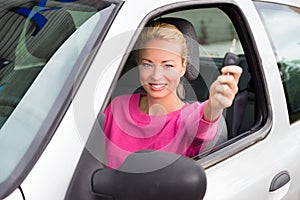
<box><xmin>256</xmin><ymin>2</ymin><xmax>300</xmax><ymax>121</ymax></box>
<box><xmin>0</xmin><ymin>0</ymin><xmax>114</xmax><ymax>195</ymax></box>
<box><xmin>260</xmin><ymin>6</ymin><xmax>300</xmax><ymax>61</ymax></box>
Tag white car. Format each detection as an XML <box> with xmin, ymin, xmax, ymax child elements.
<box><xmin>1</xmin><ymin>0</ymin><xmax>300</xmax><ymax>199</ymax></box>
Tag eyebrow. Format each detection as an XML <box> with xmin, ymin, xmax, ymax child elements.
<box><xmin>140</xmin><ymin>58</ymin><xmax>175</xmax><ymax>63</ymax></box>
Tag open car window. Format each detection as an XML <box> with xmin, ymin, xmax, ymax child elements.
<box><xmin>111</xmin><ymin>6</ymin><xmax>261</xmax><ymax>155</ymax></box>
<box><xmin>102</xmin><ymin>4</ymin><xmax>269</xmax><ymax>170</ymax></box>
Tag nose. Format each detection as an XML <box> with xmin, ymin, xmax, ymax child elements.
<box><xmin>152</xmin><ymin>65</ymin><xmax>163</xmax><ymax>80</ymax></box>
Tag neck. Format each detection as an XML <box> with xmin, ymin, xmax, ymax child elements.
<box><xmin>139</xmin><ymin>93</ymin><xmax>185</xmax><ymax>115</ymax></box>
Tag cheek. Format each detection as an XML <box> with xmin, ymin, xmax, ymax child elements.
<box><xmin>138</xmin><ymin>67</ymin><xmax>182</xmax><ymax>84</ymax></box>
<box><xmin>164</xmin><ymin>70</ymin><xmax>181</xmax><ymax>87</ymax></box>
<box><xmin>139</xmin><ymin>68</ymin><xmax>150</xmax><ymax>84</ymax></box>
<box><xmin>166</xmin><ymin>69</ymin><xmax>182</xmax><ymax>80</ymax></box>
<box><xmin>169</xmin><ymin>64</ymin><xmax>186</xmax><ymax>79</ymax></box>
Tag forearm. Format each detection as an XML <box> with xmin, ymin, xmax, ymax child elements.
<box><xmin>203</xmin><ymin>99</ymin><xmax>223</xmax><ymax>122</ymax></box>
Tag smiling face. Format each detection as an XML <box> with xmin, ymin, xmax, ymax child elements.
<box><xmin>138</xmin><ymin>39</ymin><xmax>186</xmax><ymax>100</ymax></box>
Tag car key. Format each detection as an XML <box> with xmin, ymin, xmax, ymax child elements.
<box><xmin>223</xmin><ymin>38</ymin><xmax>240</xmax><ymax>66</ymax></box>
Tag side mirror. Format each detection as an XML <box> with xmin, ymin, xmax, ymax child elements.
<box><xmin>91</xmin><ymin>151</ymin><xmax>207</xmax><ymax>200</ymax></box>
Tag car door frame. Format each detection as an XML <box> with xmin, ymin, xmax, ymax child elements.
<box><xmin>65</xmin><ymin>0</ymin><xmax>300</xmax><ymax>199</ymax></box>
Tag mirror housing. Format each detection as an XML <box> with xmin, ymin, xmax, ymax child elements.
<box><xmin>91</xmin><ymin>151</ymin><xmax>207</xmax><ymax>200</ymax></box>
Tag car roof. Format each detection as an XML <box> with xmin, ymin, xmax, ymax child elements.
<box><xmin>255</xmin><ymin>0</ymin><xmax>300</xmax><ymax>6</ymax></box>
<box><xmin>120</xmin><ymin>0</ymin><xmax>299</xmax><ymax>7</ymax></box>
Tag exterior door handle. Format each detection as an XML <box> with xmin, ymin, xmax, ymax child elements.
<box><xmin>269</xmin><ymin>171</ymin><xmax>291</xmax><ymax>200</ymax></box>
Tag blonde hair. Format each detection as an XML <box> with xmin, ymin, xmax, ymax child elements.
<box><xmin>135</xmin><ymin>22</ymin><xmax>187</xmax><ymax>99</ymax></box>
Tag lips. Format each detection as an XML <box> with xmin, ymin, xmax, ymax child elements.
<box><xmin>149</xmin><ymin>83</ymin><xmax>167</xmax><ymax>91</ymax></box>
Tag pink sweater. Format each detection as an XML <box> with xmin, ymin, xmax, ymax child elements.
<box><xmin>104</xmin><ymin>93</ymin><xmax>218</xmax><ymax>169</ymax></box>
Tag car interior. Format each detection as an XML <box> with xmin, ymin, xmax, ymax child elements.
<box><xmin>0</xmin><ymin>0</ymin><xmax>113</xmax><ymax>129</ymax></box>
<box><xmin>0</xmin><ymin>1</ymin><xmax>77</xmax><ymax>127</ymax></box>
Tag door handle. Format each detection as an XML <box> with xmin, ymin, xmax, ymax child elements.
<box><xmin>269</xmin><ymin>171</ymin><xmax>291</xmax><ymax>200</ymax></box>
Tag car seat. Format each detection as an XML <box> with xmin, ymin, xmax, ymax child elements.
<box><xmin>0</xmin><ymin>1</ymin><xmax>76</xmax><ymax>127</ymax></box>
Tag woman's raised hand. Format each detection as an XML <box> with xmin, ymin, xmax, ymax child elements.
<box><xmin>204</xmin><ymin>65</ymin><xmax>243</xmax><ymax>121</ymax></box>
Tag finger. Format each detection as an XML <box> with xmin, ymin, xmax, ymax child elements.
<box><xmin>221</xmin><ymin>65</ymin><xmax>242</xmax><ymax>75</ymax></box>
<box><xmin>221</xmin><ymin>65</ymin><xmax>243</xmax><ymax>83</ymax></box>
<box><xmin>216</xmin><ymin>75</ymin><xmax>239</xmax><ymax>94</ymax></box>
<box><xmin>214</xmin><ymin>83</ymin><xmax>236</xmax><ymax>100</ymax></box>
<box><xmin>212</xmin><ymin>93</ymin><xmax>233</xmax><ymax>108</ymax></box>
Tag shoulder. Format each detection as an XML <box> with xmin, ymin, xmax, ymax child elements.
<box><xmin>111</xmin><ymin>94</ymin><xmax>133</xmax><ymax>103</ymax></box>
<box><xmin>108</xmin><ymin>93</ymin><xmax>140</xmax><ymax>107</ymax></box>
<box><xmin>104</xmin><ymin>93</ymin><xmax>140</xmax><ymax>115</ymax></box>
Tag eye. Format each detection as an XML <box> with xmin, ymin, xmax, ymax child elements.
<box><xmin>141</xmin><ymin>63</ymin><xmax>153</xmax><ymax>68</ymax></box>
<box><xmin>164</xmin><ymin>64</ymin><xmax>174</xmax><ymax>69</ymax></box>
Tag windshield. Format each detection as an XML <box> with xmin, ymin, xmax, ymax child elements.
<box><xmin>255</xmin><ymin>2</ymin><xmax>300</xmax><ymax>123</ymax></box>
<box><xmin>0</xmin><ymin>0</ymin><xmax>117</xmax><ymax>197</ymax></box>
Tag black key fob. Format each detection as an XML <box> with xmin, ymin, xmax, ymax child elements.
<box><xmin>223</xmin><ymin>52</ymin><xmax>240</xmax><ymax>66</ymax></box>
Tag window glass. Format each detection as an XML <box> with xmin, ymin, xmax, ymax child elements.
<box><xmin>0</xmin><ymin>0</ymin><xmax>114</xmax><ymax>189</ymax></box>
<box><xmin>255</xmin><ymin>2</ymin><xmax>300</xmax><ymax>123</ymax></box>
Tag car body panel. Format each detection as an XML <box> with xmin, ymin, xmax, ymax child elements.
<box><xmin>204</xmin><ymin>1</ymin><xmax>300</xmax><ymax>199</ymax></box>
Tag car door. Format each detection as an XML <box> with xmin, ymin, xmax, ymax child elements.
<box><xmin>65</xmin><ymin>0</ymin><xmax>300</xmax><ymax>199</ymax></box>
<box><xmin>203</xmin><ymin>1</ymin><xmax>300</xmax><ymax>199</ymax></box>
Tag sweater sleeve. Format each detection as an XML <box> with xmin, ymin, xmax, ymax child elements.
<box><xmin>185</xmin><ymin>100</ymin><xmax>219</xmax><ymax>143</ymax></box>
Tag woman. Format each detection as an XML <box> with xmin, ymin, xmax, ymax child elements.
<box><xmin>104</xmin><ymin>22</ymin><xmax>242</xmax><ymax>169</ymax></box>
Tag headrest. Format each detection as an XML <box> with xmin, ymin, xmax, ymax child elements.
<box><xmin>24</xmin><ymin>9</ymin><xmax>75</xmax><ymax>60</ymax></box>
<box><xmin>11</xmin><ymin>5</ymin><xmax>76</xmax><ymax>69</ymax></box>
<box><xmin>152</xmin><ymin>17</ymin><xmax>199</xmax><ymax>80</ymax></box>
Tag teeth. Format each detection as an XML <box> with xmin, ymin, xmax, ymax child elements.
<box><xmin>150</xmin><ymin>83</ymin><xmax>166</xmax><ymax>90</ymax></box>
<box><xmin>152</xmin><ymin>84</ymin><xmax>164</xmax><ymax>89</ymax></box>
